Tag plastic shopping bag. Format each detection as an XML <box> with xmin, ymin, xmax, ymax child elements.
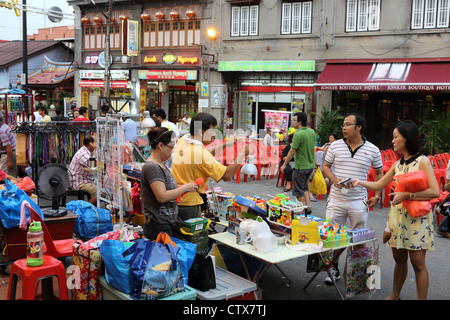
<box><xmin>66</xmin><ymin>200</ymin><xmax>113</xmax><ymax>239</ymax></box>
<box><xmin>123</xmin><ymin>238</ymin><xmax>155</xmax><ymax>300</ymax></box>
<box><xmin>403</xmin><ymin>200</ymin><xmax>432</xmax><ymax>218</ymax></box>
<box><xmin>345</xmin><ymin>243</ymin><xmax>379</xmax><ymax>299</ymax></box>
<box><xmin>172</xmin><ymin>237</ymin><xmax>197</xmax><ymax>285</ymax></box>
<box><xmin>0</xmin><ymin>180</ymin><xmax>44</xmax><ymax>229</ymax></box>
<box><xmin>99</xmin><ymin>240</ymin><xmax>135</xmax><ymax>294</ymax></box>
<box><xmin>309</xmin><ymin>167</ymin><xmax>327</xmax><ymax>195</ymax></box>
<box><xmin>249</xmin><ymin>217</ymin><xmax>277</xmax><ymax>253</ymax></box>
<box><xmin>140</xmin><ymin>233</ymin><xmax>184</xmax><ymax>300</ymax></box>
<box><xmin>392</xmin><ymin>171</ymin><xmax>428</xmax><ymax>193</ymax></box>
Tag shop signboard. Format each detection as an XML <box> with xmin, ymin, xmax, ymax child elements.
<box><xmin>122</xmin><ymin>20</ymin><xmax>139</xmax><ymax>56</ymax></box>
<box><xmin>218</xmin><ymin>60</ymin><xmax>315</xmax><ymax>72</ymax></box>
<box><xmin>142</xmin><ymin>53</ymin><xmax>200</xmax><ymax>66</ymax></box>
<box><xmin>137</xmin><ymin>70</ymin><xmax>197</xmax><ymax>80</ymax></box>
<box><xmin>79</xmin><ymin>70</ymin><xmax>130</xmax><ymax>80</ymax></box>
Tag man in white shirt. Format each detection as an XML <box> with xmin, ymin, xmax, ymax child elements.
<box><xmin>152</xmin><ymin>108</ymin><xmax>179</xmax><ymax>138</ymax></box>
<box><xmin>322</xmin><ymin>112</ymin><xmax>384</xmax><ymax>285</ymax></box>
<box><xmin>179</xmin><ymin>111</ymin><xmax>191</xmax><ymax>136</ymax></box>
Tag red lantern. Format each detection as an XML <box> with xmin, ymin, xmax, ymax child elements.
<box><xmin>141</xmin><ymin>12</ymin><xmax>151</xmax><ymax>21</ymax></box>
<box><xmin>119</xmin><ymin>14</ymin><xmax>128</xmax><ymax>21</ymax></box>
<box><xmin>170</xmin><ymin>10</ymin><xmax>180</xmax><ymax>21</ymax></box>
<box><xmin>155</xmin><ymin>10</ymin><xmax>165</xmax><ymax>21</ymax></box>
<box><xmin>34</xmin><ymin>95</ymin><xmax>45</xmax><ymax>102</ymax></box>
<box><xmin>186</xmin><ymin>9</ymin><xmax>196</xmax><ymax>20</ymax></box>
<box><xmin>93</xmin><ymin>15</ymin><xmax>103</xmax><ymax>25</ymax></box>
<box><xmin>81</xmin><ymin>16</ymin><xmax>90</xmax><ymax>25</ymax></box>
<box><xmin>110</xmin><ymin>16</ymin><xmax>116</xmax><ymax>24</ymax></box>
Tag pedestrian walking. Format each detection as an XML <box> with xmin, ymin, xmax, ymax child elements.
<box><xmin>280</xmin><ymin>112</ymin><xmax>316</xmax><ymax>210</ymax></box>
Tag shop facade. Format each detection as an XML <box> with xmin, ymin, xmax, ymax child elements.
<box><xmin>137</xmin><ymin>48</ymin><xmax>200</xmax><ymax>124</ymax></box>
<box><xmin>315</xmin><ymin>58</ymin><xmax>450</xmax><ymax>149</ymax></box>
<box><xmin>218</xmin><ymin>60</ymin><xmax>317</xmax><ymax>133</ymax></box>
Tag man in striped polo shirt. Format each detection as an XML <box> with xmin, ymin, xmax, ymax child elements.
<box><xmin>322</xmin><ymin>112</ymin><xmax>384</xmax><ymax>285</ymax></box>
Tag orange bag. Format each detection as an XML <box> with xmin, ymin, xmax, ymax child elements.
<box><xmin>392</xmin><ymin>171</ymin><xmax>428</xmax><ymax>193</ymax></box>
<box><xmin>15</xmin><ymin>176</ymin><xmax>35</xmax><ymax>196</ymax></box>
<box><xmin>403</xmin><ymin>200</ymin><xmax>431</xmax><ymax>218</ymax></box>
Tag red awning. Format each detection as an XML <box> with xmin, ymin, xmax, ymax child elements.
<box><xmin>79</xmin><ymin>80</ymin><xmax>129</xmax><ymax>88</ymax></box>
<box><xmin>315</xmin><ymin>58</ymin><xmax>450</xmax><ymax>91</ymax></box>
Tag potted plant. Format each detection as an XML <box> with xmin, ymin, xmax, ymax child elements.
<box><xmin>313</xmin><ymin>108</ymin><xmax>344</xmax><ymax>146</ymax></box>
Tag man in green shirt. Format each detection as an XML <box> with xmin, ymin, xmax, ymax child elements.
<box><xmin>281</xmin><ymin>112</ymin><xmax>316</xmax><ymax>208</ymax></box>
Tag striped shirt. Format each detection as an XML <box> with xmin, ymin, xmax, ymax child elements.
<box><xmin>0</xmin><ymin>123</ymin><xmax>16</xmax><ymax>153</ymax></box>
<box><xmin>324</xmin><ymin>138</ymin><xmax>383</xmax><ymax>201</ymax></box>
<box><xmin>68</xmin><ymin>145</ymin><xmax>94</xmax><ymax>189</ymax></box>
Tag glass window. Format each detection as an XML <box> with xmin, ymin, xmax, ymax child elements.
<box><xmin>346</xmin><ymin>0</ymin><xmax>380</xmax><ymax>32</ymax></box>
<box><xmin>281</xmin><ymin>2</ymin><xmax>312</xmax><ymax>35</ymax></box>
<box><xmin>231</xmin><ymin>5</ymin><xmax>259</xmax><ymax>36</ymax></box>
<box><xmin>412</xmin><ymin>0</ymin><xmax>450</xmax><ymax>28</ymax></box>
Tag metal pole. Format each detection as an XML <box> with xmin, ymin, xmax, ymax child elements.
<box><xmin>22</xmin><ymin>0</ymin><xmax>29</xmax><ymax>115</ymax></box>
<box><xmin>103</xmin><ymin>0</ymin><xmax>112</xmax><ymax>101</ymax></box>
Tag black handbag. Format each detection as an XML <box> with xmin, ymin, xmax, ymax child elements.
<box><xmin>437</xmin><ymin>193</ymin><xmax>450</xmax><ymax>217</ymax></box>
<box><xmin>188</xmin><ymin>253</ymin><xmax>216</xmax><ymax>291</ymax></box>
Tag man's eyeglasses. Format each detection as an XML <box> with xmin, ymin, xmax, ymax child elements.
<box><xmin>341</xmin><ymin>123</ymin><xmax>357</xmax><ymax>128</ymax></box>
<box><xmin>165</xmin><ymin>144</ymin><xmax>175</xmax><ymax>149</ymax></box>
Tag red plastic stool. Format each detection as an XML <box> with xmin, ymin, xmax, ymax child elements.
<box><xmin>7</xmin><ymin>255</ymin><xmax>69</xmax><ymax>300</ymax></box>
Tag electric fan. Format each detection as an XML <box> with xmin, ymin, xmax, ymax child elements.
<box><xmin>37</xmin><ymin>163</ymin><xmax>70</xmax><ymax>217</ymax></box>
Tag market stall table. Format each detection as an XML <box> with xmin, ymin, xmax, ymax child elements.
<box><xmin>209</xmin><ymin>232</ymin><xmax>377</xmax><ymax>300</ymax></box>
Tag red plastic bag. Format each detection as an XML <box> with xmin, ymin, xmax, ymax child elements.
<box><xmin>392</xmin><ymin>171</ymin><xmax>428</xmax><ymax>193</ymax></box>
<box><xmin>403</xmin><ymin>200</ymin><xmax>431</xmax><ymax>218</ymax></box>
<box><xmin>15</xmin><ymin>176</ymin><xmax>35</xmax><ymax>196</ymax></box>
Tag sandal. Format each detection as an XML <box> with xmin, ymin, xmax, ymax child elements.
<box><xmin>283</xmin><ymin>188</ymin><xmax>290</xmax><ymax>192</ymax></box>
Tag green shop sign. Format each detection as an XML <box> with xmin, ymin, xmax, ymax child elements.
<box><xmin>218</xmin><ymin>60</ymin><xmax>315</xmax><ymax>72</ymax></box>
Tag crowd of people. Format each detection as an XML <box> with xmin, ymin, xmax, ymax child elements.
<box><xmin>0</xmin><ymin>98</ymin><xmax>447</xmax><ymax>300</ymax></box>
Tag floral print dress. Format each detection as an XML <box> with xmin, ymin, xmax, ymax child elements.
<box><xmin>387</xmin><ymin>154</ymin><xmax>435</xmax><ymax>251</ymax></box>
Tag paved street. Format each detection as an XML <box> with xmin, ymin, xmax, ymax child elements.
<box><xmin>212</xmin><ymin>175</ymin><xmax>450</xmax><ymax>300</ymax></box>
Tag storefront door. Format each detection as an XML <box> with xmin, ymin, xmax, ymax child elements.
<box><xmin>168</xmin><ymin>89</ymin><xmax>198</xmax><ymax>124</ymax></box>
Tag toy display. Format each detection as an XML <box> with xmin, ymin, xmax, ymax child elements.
<box><xmin>266</xmin><ymin>194</ymin><xmax>307</xmax><ymax>228</ymax></box>
<box><xmin>319</xmin><ymin>218</ymin><xmax>350</xmax><ymax>248</ymax></box>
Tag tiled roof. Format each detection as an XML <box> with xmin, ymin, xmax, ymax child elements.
<box><xmin>0</xmin><ymin>40</ymin><xmax>66</xmax><ymax>67</ymax></box>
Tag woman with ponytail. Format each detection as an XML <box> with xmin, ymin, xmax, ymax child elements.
<box><xmin>140</xmin><ymin>127</ymin><xmax>198</xmax><ymax>239</ymax></box>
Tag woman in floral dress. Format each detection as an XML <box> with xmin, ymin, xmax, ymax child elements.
<box><xmin>351</xmin><ymin>120</ymin><xmax>440</xmax><ymax>300</ymax></box>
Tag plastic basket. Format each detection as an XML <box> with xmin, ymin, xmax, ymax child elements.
<box><xmin>99</xmin><ymin>277</ymin><xmax>197</xmax><ymax>300</ymax></box>
<box><xmin>346</xmin><ymin>228</ymin><xmax>376</xmax><ymax>243</ymax></box>
<box><xmin>196</xmin><ymin>267</ymin><xmax>257</xmax><ymax>300</ymax></box>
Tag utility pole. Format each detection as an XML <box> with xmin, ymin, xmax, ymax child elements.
<box><xmin>103</xmin><ymin>0</ymin><xmax>112</xmax><ymax>99</ymax></box>
<box><xmin>22</xmin><ymin>0</ymin><xmax>28</xmax><ymax>115</ymax></box>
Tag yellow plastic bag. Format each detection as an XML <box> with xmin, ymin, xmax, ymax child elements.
<box><xmin>309</xmin><ymin>167</ymin><xmax>327</xmax><ymax>195</ymax></box>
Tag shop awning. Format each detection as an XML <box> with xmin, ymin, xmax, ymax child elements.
<box><xmin>238</xmin><ymin>86</ymin><xmax>314</xmax><ymax>92</ymax></box>
<box><xmin>315</xmin><ymin>58</ymin><xmax>450</xmax><ymax>91</ymax></box>
<box><xmin>79</xmin><ymin>80</ymin><xmax>129</xmax><ymax>88</ymax></box>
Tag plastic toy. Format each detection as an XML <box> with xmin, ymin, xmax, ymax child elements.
<box><xmin>176</xmin><ymin>178</ymin><xmax>204</xmax><ymax>203</ymax></box>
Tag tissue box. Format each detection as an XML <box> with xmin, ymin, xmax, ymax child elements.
<box><xmin>182</xmin><ymin>218</ymin><xmax>209</xmax><ymax>233</ymax></box>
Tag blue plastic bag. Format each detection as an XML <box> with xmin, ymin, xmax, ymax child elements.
<box><xmin>140</xmin><ymin>241</ymin><xmax>184</xmax><ymax>300</ymax></box>
<box><xmin>99</xmin><ymin>240</ymin><xmax>135</xmax><ymax>294</ymax></box>
<box><xmin>0</xmin><ymin>180</ymin><xmax>44</xmax><ymax>229</ymax></box>
<box><xmin>172</xmin><ymin>237</ymin><xmax>197</xmax><ymax>285</ymax></box>
<box><xmin>66</xmin><ymin>200</ymin><xmax>113</xmax><ymax>238</ymax></box>
<box><xmin>123</xmin><ymin>238</ymin><xmax>155</xmax><ymax>300</ymax></box>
